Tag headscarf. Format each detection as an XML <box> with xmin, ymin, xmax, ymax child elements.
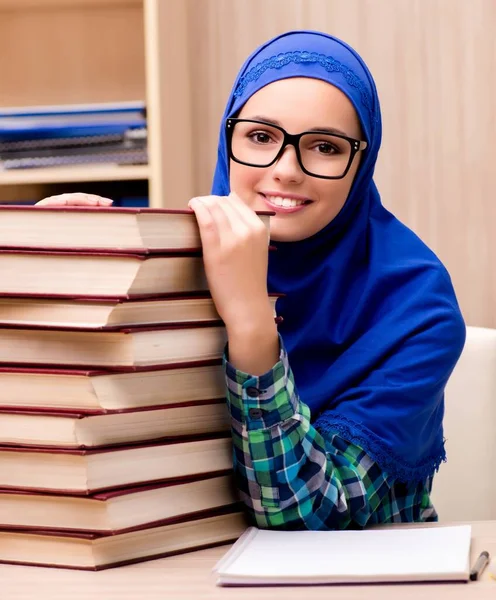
<box><xmin>212</xmin><ymin>30</ymin><xmax>465</xmax><ymax>482</ymax></box>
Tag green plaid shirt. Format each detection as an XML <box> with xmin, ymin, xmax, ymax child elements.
<box><xmin>224</xmin><ymin>337</ymin><xmax>437</xmax><ymax>530</ymax></box>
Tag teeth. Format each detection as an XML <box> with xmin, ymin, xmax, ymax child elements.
<box><xmin>268</xmin><ymin>196</ymin><xmax>306</xmax><ymax>208</ymax></box>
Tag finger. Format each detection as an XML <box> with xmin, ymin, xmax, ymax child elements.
<box><xmin>228</xmin><ymin>192</ymin><xmax>267</xmax><ymax>226</ymax></box>
<box><xmin>81</xmin><ymin>194</ymin><xmax>113</xmax><ymax>205</ymax></box>
<box><xmin>189</xmin><ymin>197</ymin><xmax>221</xmax><ymax>247</ymax></box>
<box><xmin>203</xmin><ymin>196</ymin><xmax>244</xmax><ymax>236</ymax></box>
<box><xmin>36</xmin><ymin>193</ymin><xmax>113</xmax><ymax>206</ymax></box>
<box><xmin>36</xmin><ymin>196</ymin><xmax>75</xmax><ymax>206</ymax></box>
<box><xmin>227</xmin><ymin>192</ymin><xmax>270</xmax><ymax>239</ymax></box>
<box><xmin>191</xmin><ymin>196</ymin><xmax>239</xmax><ymax>238</ymax></box>
<box><xmin>215</xmin><ymin>196</ymin><xmax>250</xmax><ymax>236</ymax></box>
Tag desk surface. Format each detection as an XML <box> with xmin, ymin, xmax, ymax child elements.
<box><xmin>2</xmin><ymin>521</ymin><xmax>496</xmax><ymax>600</ymax></box>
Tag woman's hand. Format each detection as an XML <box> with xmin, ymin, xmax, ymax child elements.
<box><xmin>36</xmin><ymin>193</ymin><xmax>113</xmax><ymax>207</ymax></box>
<box><xmin>188</xmin><ymin>193</ymin><xmax>279</xmax><ymax>374</ymax></box>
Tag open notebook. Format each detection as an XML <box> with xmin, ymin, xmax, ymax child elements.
<box><xmin>214</xmin><ymin>525</ymin><xmax>472</xmax><ymax>586</ymax></box>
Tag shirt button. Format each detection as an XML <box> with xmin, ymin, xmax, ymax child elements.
<box><xmin>248</xmin><ymin>408</ymin><xmax>263</xmax><ymax>419</ymax></box>
<box><xmin>245</xmin><ymin>387</ymin><xmax>260</xmax><ymax>398</ymax></box>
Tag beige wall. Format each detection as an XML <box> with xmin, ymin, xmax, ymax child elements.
<box><xmin>182</xmin><ymin>0</ymin><xmax>495</xmax><ymax>328</ymax></box>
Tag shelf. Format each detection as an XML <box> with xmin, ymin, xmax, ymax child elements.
<box><xmin>0</xmin><ymin>0</ymin><xmax>192</xmax><ymax>208</ymax></box>
<box><xmin>0</xmin><ymin>164</ymin><xmax>150</xmax><ymax>186</ymax></box>
<box><xmin>0</xmin><ymin>1</ymin><xmax>141</xmax><ymax>10</ymax></box>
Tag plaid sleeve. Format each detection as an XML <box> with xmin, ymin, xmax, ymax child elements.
<box><xmin>224</xmin><ymin>335</ymin><xmax>436</xmax><ymax>530</ymax></box>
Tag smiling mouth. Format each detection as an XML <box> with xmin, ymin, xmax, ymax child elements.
<box><xmin>261</xmin><ymin>194</ymin><xmax>313</xmax><ymax>208</ymax></box>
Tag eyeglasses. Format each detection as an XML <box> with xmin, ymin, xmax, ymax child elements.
<box><xmin>226</xmin><ymin>118</ymin><xmax>368</xmax><ymax>180</ymax></box>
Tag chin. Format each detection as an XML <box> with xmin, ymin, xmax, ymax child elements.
<box><xmin>269</xmin><ymin>228</ymin><xmax>307</xmax><ymax>243</ymax></box>
<box><xmin>270</xmin><ymin>218</ymin><xmax>327</xmax><ymax>242</ymax></box>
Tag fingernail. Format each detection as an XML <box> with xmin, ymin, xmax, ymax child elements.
<box><xmin>103</xmin><ymin>199</ymin><xmax>113</xmax><ymax>205</ymax></box>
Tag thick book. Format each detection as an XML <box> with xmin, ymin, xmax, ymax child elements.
<box><xmin>0</xmin><ymin>400</ymin><xmax>230</xmax><ymax>448</ymax></box>
<box><xmin>214</xmin><ymin>526</ymin><xmax>473</xmax><ymax>586</ymax></box>
<box><xmin>0</xmin><ymin>323</ymin><xmax>227</xmax><ymax>368</ymax></box>
<box><xmin>0</xmin><ymin>293</ymin><xmax>280</xmax><ymax>329</ymax></box>
<box><xmin>0</xmin><ymin>250</ymin><xmax>209</xmax><ymax>297</ymax></box>
<box><xmin>0</xmin><ymin>434</ymin><xmax>232</xmax><ymax>494</ymax></box>
<box><xmin>0</xmin><ymin>362</ymin><xmax>225</xmax><ymax>412</ymax></box>
<box><xmin>0</xmin><ymin>506</ymin><xmax>247</xmax><ymax>571</ymax></box>
<box><xmin>0</xmin><ymin>473</ymin><xmax>238</xmax><ymax>534</ymax></box>
<box><xmin>0</xmin><ymin>206</ymin><xmax>271</xmax><ymax>252</ymax></box>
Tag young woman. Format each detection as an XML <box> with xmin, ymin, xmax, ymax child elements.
<box><xmin>37</xmin><ymin>30</ymin><xmax>465</xmax><ymax>530</ymax></box>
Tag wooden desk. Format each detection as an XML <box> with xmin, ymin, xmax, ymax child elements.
<box><xmin>2</xmin><ymin>521</ymin><xmax>495</xmax><ymax>600</ymax></box>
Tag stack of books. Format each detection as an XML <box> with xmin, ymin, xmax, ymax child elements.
<box><xmin>0</xmin><ymin>206</ymin><xmax>273</xmax><ymax>570</ymax></box>
<box><xmin>0</xmin><ymin>102</ymin><xmax>147</xmax><ymax>170</ymax></box>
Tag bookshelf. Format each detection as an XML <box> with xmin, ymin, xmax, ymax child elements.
<box><xmin>0</xmin><ymin>0</ymin><xmax>193</xmax><ymax>208</ymax></box>
<box><xmin>0</xmin><ymin>165</ymin><xmax>150</xmax><ymax>186</ymax></box>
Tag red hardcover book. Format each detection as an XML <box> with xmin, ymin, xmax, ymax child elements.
<box><xmin>0</xmin><ymin>205</ymin><xmax>272</xmax><ymax>253</ymax></box>
<box><xmin>0</xmin><ymin>399</ymin><xmax>230</xmax><ymax>448</ymax></box>
<box><xmin>0</xmin><ymin>473</ymin><xmax>239</xmax><ymax>534</ymax></box>
<box><xmin>0</xmin><ymin>433</ymin><xmax>233</xmax><ymax>494</ymax></box>
<box><xmin>0</xmin><ymin>322</ymin><xmax>227</xmax><ymax>369</ymax></box>
<box><xmin>0</xmin><ymin>361</ymin><xmax>225</xmax><ymax>412</ymax></box>
<box><xmin>0</xmin><ymin>293</ymin><xmax>280</xmax><ymax>329</ymax></box>
<box><xmin>0</xmin><ymin>505</ymin><xmax>247</xmax><ymax>570</ymax></box>
<box><xmin>0</xmin><ymin>249</ymin><xmax>209</xmax><ymax>298</ymax></box>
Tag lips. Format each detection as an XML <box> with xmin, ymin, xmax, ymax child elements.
<box><xmin>260</xmin><ymin>193</ymin><xmax>313</xmax><ymax>211</ymax></box>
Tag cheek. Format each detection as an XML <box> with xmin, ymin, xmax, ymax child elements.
<box><xmin>229</xmin><ymin>161</ymin><xmax>262</xmax><ymax>198</ymax></box>
<box><xmin>229</xmin><ymin>161</ymin><xmax>250</xmax><ymax>187</ymax></box>
<box><xmin>315</xmin><ymin>177</ymin><xmax>354</xmax><ymax>215</ymax></box>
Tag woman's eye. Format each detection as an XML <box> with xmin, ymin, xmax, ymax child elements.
<box><xmin>316</xmin><ymin>141</ymin><xmax>338</xmax><ymax>155</ymax></box>
<box><xmin>249</xmin><ymin>131</ymin><xmax>272</xmax><ymax>144</ymax></box>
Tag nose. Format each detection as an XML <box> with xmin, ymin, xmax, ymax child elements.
<box><xmin>270</xmin><ymin>145</ymin><xmax>305</xmax><ymax>184</ymax></box>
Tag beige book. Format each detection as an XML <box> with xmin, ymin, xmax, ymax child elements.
<box><xmin>0</xmin><ymin>508</ymin><xmax>247</xmax><ymax>570</ymax></box>
<box><xmin>0</xmin><ymin>401</ymin><xmax>230</xmax><ymax>448</ymax></box>
<box><xmin>0</xmin><ymin>362</ymin><xmax>225</xmax><ymax>411</ymax></box>
<box><xmin>0</xmin><ymin>251</ymin><xmax>209</xmax><ymax>297</ymax></box>
<box><xmin>0</xmin><ymin>294</ymin><xmax>279</xmax><ymax>328</ymax></box>
<box><xmin>0</xmin><ymin>435</ymin><xmax>233</xmax><ymax>494</ymax></box>
<box><xmin>0</xmin><ymin>205</ymin><xmax>271</xmax><ymax>252</ymax></box>
<box><xmin>0</xmin><ymin>323</ymin><xmax>227</xmax><ymax>368</ymax></box>
<box><xmin>0</xmin><ymin>474</ymin><xmax>238</xmax><ymax>533</ymax></box>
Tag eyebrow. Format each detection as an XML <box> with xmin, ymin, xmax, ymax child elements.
<box><xmin>247</xmin><ymin>115</ymin><xmax>351</xmax><ymax>137</ymax></box>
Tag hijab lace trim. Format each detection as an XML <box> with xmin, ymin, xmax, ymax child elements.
<box><xmin>234</xmin><ymin>50</ymin><xmax>375</xmax><ymax>120</ymax></box>
<box><xmin>315</xmin><ymin>413</ymin><xmax>447</xmax><ymax>483</ymax></box>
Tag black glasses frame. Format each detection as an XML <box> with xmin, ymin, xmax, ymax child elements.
<box><xmin>225</xmin><ymin>118</ymin><xmax>368</xmax><ymax>180</ymax></box>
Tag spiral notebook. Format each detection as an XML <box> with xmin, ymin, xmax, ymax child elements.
<box><xmin>214</xmin><ymin>525</ymin><xmax>472</xmax><ymax>586</ymax></box>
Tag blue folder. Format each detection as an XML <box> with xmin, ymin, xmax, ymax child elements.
<box><xmin>0</xmin><ymin>102</ymin><xmax>146</xmax><ymax>142</ymax></box>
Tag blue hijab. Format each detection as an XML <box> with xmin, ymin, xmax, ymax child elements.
<box><xmin>212</xmin><ymin>31</ymin><xmax>465</xmax><ymax>483</ymax></box>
